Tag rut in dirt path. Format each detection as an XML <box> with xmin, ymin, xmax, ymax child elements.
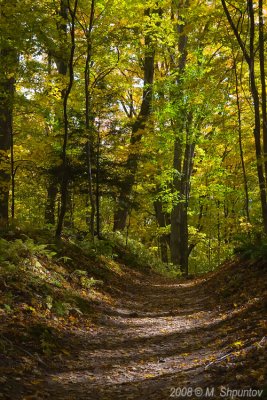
<box><xmin>37</xmin><ymin>272</ymin><xmax>265</xmax><ymax>400</ymax></box>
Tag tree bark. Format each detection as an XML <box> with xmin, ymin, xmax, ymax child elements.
<box><xmin>259</xmin><ymin>0</ymin><xmax>267</xmax><ymax>189</ymax></box>
<box><xmin>154</xmin><ymin>200</ymin><xmax>170</xmax><ymax>263</ymax></box>
<box><xmin>95</xmin><ymin>121</ymin><xmax>101</xmax><ymax>237</ymax></box>
<box><xmin>247</xmin><ymin>0</ymin><xmax>267</xmax><ymax>233</ymax></box>
<box><xmin>84</xmin><ymin>0</ymin><xmax>96</xmax><ymax>239</ymax></box>
<box><xmin>44</xmin><ymin>0</ymin><xmax>68</xmax><ymax>226</ymax></box>
<box><xmin>113</xmin><ymin>8</ymin><xmax>155</xmax><ymax>231</ymax></box>
<box><xmin>170</xmin><ymin>0</ymin><xmax>192</xmax><ymax>275</ymax></box>
<box><xmin>0</xmin><ymin>2</ymin><xmax>17</xmax><ymax>227</ymax></box>
<box><xmin>45</xmin><ymin>176</ymin><xmax>58</xmax><ymax>225</ymax></box>
<box><xmin>233</xmin><ymin>57</ymin><xmax>250</xmax><ymax>221</ymax></box>
<box><xmin>170</xmin><ymin>136</ymin><xmax>183</xmax><ymax>267</ymax></box>
<box><xmin>0</xmin><ymin>73</ymin><xmax>15</xmax><ymax>226</ymax></box>
<box><xmin>56</xmin><ymin>0</ymin><xmax>78</xmax><ymax>239</ymax></box>
<box><xmin>221</xmin><ymin>0</ymin><xmax>267</xmax><ymax>233</ymax></box>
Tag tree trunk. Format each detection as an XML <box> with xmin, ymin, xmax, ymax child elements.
<box><xmin>221</xmin><ymin>0</ymin><xmax>267</xmax><ymax>233</ymax></box>
<box><xmin>45</xmin><ymin>177</ymin><xmax>58</xmax><ymax>225</ymax></box>
<box><xmin>170</xmin><ymin>0</ymin><xmax>191</xmax><ymax>274</ymax></box>
<box><xmin>170</xmin><ymin>137</ymin><xmax>183</xmax><ymax>267</ymax></box>
<box><xmin>179</xmin><ymin>139</ymin><xmax>194</xmax><ymax>275</ymax></box>
<box><xmin>95</xmin><ymin>121</ymin><xmax>101</xmax><ymax>237</ymax></box>
<box><xmin>233</xmin><ymin>57</ymin><xmax>250</xmax><ymax>221</ymax></box>
<box><xmin>247</xmin><ymin>0</ymin><xmax>267</xmax><ymax>233</ymax></box>
<box><xmin>84</xmin><ymin>0</ymin><xmax>96</xmax><ymax>239</ymax></box>
<box><xmin>63</xmin><ymin>185</ymin><xmax>74</xmax><ymax>228</ymax></box>
<box><xmin>44</xmin><ymin>0</ymin><xmax>68</xmax><ymax>226</ymax></box>
<box><xmin>113</xmin><ymin>8</ymin><xmax>155</xmax><ymax>231</ymax></box>
<box><xmin>170</xmin><ymin>134</ymin><xmax>194</xmax><ymax>275</ymax></box>
<box><xmin>259</xmin><ymin>0</ymin><xmax>267</xmax><ymax>190</ymax></box>
<box><xmin>56</xmin><ymin>0</ymin><xmax>78</xmax><ymax>239</ymax></box>
<box><xmin>154</xmin><ymin>200</ymin><xmax>170</xmax><ymax>263</ymax></box>
<box><xmin>0</xmin><ymin>45</ymin><xmax>16</xmax><ymax>226</ymax></box>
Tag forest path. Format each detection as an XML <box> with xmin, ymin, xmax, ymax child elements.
<box><xmin>37</xmin><ymin>267</ymin><xmax>265</xmax><ymax>400</ymax></box>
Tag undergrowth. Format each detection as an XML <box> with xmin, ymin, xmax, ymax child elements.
<box><xmin>76</xmin><ymin>231</ymin><xmax>179</xmax><ymax>277</ymax></box>
<box><xmin>0</xmin><ymin>228</ymin><xmax>173</xmax><ymax>362</ymax></box>
<box><xmin>234</xmin><ymin>232</ymin><xmax>267</xmax><ymax>260</ymax></box>
<box><xmin>0</xmin><ymin>233</ymin><xmax>102</xmax><ymax>321</ymax></box>
<box><xmin>0</xmin><ymin>227</ymin><xmax>173</xmax><ymax>326</ymax></box>
<box><xmin>0</xmin><ymin>227</ymin><xmax>177</xmax><ymax>335</ymax></box>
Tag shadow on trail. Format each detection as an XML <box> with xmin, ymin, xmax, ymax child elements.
<box><xmin>29</xmin><ymin>262</ymin><xmax>266</xmax><ymax>400</ymax></box>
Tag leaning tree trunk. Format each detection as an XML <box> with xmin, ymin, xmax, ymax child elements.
<box><xmin>233</xmin><ymin>57</ymin><xmax>250</xmax><ymax>222</ymax></box>
<box><xmin>247</xmin><ymin>0</ymin><xmax>267</xmax><ymax>233</ymax></box>
<box><xmin>113</xmin><ymin>8</ymin><xmax>155</xmax><ymax>231</ymax></box>
<box><xmin>221</xmin><ymin>0</ymin><xmax>267</xmax><ymax>233</ymax></box>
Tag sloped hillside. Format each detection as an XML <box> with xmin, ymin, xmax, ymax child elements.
<box><xmin>0</xmin><ymin>232</ymin><xmax>266</xmax><ymax>399</ymax></box>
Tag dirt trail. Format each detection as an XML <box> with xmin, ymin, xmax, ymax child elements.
<box><xmin>35</xmin><ymin>269</ymin><xmax>266</xmax><ymax>400</ymax></box>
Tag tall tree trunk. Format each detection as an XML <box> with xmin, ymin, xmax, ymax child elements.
<box><xmin>259</xmin><ymin>0</ymin><xmax>267</xmax><ymax>189</ymax></box>
<box><xmin>170</xmin><ymin>136</ymin><xmax>183</xmax><ymax>267</ymax></box>
<box><xmin>0</xmin><ymin>8</ymin><xmax>17</xmax><ymax>226</ymax></box>
<box><xmin>44</xmin><ymin>0</ymin><xmax>68</xmax><ymax>226</ymax></box>
<box><xmin>233</xmin><ymin>57</ymin><xmax>250</xmax><ymax>221</ymax></box>
<box><xmin>170</xmin><ymin>0</ymin><xmax>192</xmax><ymax>274</ymax></box>
<box><xmin>179</xmin><ymin>137</ymin><xmax>195</xmax><ymax>275</ymax></box>
<box><xmin>248</xmin><ymin>0</ymin><xmax>267</xmax><ymax>233</ymax></box>
<box><xmin>113</xmin><ymin>8</ymin><xmax>155</xmax><ymax>231</ymax></box>
<box><xmin>154</xmin><ymin>200</ymin><xmax>170</xmax><ymax>263</ymax></box>
<box><xmin>95</xmin><ymin>121</ymin><xmax>101</xmax><ymax>237</ymax></box>
<box><xmin>56</xmin><ymin>0</ymin><xmax>78</xmax><ymax>239</ymax></box>
<box><xmin>221</xmin><ymin>0</ymin><xmax>267</xmax><ymax>233</ymax></box>
<box><xmin>45</xmin><ymin>176</ymin><xmax>58</xmax><ymax>225</ymax></box>
<box><xmin>84</xmin><ymin>0</ymin><xmax>96</xmax><ymax>239</ymax></box>
<box><xmin>0</xmin><ymin>70</ymin><xmax>15</xmax><ymax>226</ymax></box>
<box><xmin>247</xmin><ymin>0</ymin><xmax>267</xmax><ymax>233</ymax></box>
<box><xmin>63</xmin><ymin>185</ymin><xmax>74</xmax><ymax>228</ymax></box>
<box><xmin>170</xmin><ymin>128</ymin><xmax>195</xmax><ymax>274</ymax></box>
<box><xmin>10</xmin><ymin>118</ymin><xmax>15</xmax><ymax>221</ymax></box>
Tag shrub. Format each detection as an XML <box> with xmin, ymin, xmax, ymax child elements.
<box><xmin>234</xmin><ymin>231</ymin><xmax>267</xmax><ymax>260</ymax></box>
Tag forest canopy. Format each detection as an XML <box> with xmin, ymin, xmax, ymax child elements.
<box><xmin>0</xmin><ymin>0</ymin><xmax>267</xmax><ymax>275</ymax></box>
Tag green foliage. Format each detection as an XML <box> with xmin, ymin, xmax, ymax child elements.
<box><xmin>29</xmin><ymin>324</ymin><xmax>57</xmax><ymax>355</ymax></box>
<box><xmin>0</xmin><ymin>237</ymin><xmax>56</xmax><ymax>266</ymax></box>
<box><xmin>77</xmin><ymin>237</ymin><xmax>115</xmax><ymax>259</ymax></box>
<box><xmin>0</xmin><ymin>0</ymin><xmax>266</xmax><ymax>275</ymax></box>
<box><xmin>189</xmin><ymin>240</ymin><xmax>233</xmax><ymax>274</ymax></box>
<box><xmin>0</xmin><ymin>237</ymin><xmax>58</xmax><ymax>297</ymax></box>
<box><xmin>105</xmin><ymin>232</ymin><xmax>169</xmax><ymax>273</ymax></box>
<box><xmin>52</xmin><ymin>301</ymin><xmax>72</xmax><ymax>317</ymax></box>
<box><xmin>234</xmin><ymin>233</ymin><xmax>267</xmax><ymax>260</ymax></box>
<box><xmin>71</xmin><ymin>270</ymin><xmax>103</xmax><ymax>289</ymax></box>
<box><xmin>73</xmin><ymin>232</ymin><xmax>172</xmax><ymax>275</ymax></box>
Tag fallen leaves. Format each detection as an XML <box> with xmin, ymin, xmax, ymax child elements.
<box><xmin>232</xmin><ymin>340</ymin><xmax>244</xmax><ymax>349</ymax></box>
<box><xmin>0</xmin><ymin>251</ymin><xmax>266</xmax><ymax>399</ymax></box>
